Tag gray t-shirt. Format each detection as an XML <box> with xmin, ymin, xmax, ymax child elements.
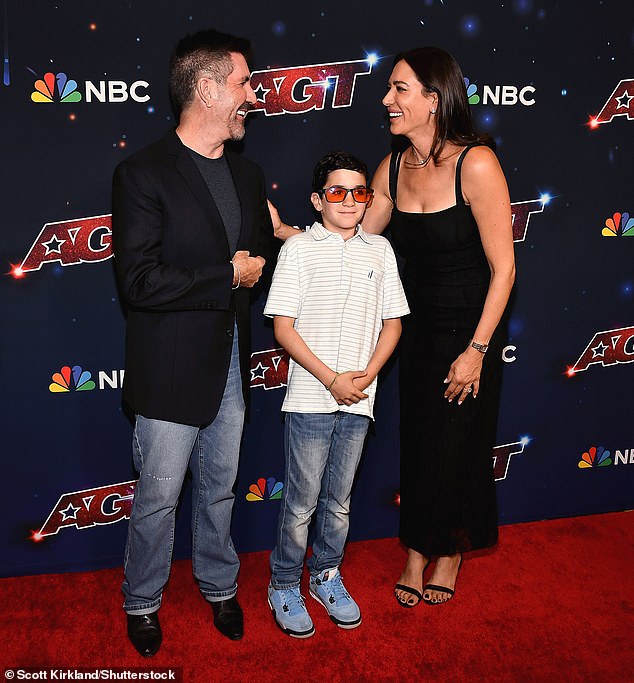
<box><xmin>190</xmin><ymin>150</ymin><xmax>241</xmax><ymax>254</ymax></box>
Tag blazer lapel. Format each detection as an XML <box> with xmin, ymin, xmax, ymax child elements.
<box><xmin>225</xmin><ymin>151</ymin><xmax>252</xmax><ymax>251</ymax></box>
<box><xmin>165</xmin><ymin>129</ymin><xmax>231</xmax><ymax>258</ymax></box>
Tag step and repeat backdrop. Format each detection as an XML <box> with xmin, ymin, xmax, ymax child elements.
<box><xmin>1</xmin><ymin>1</ymin><xmax>632</xmax><ymax>577</ymax></box>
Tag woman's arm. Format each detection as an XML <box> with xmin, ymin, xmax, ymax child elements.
<box><xmin>267</xmin><ymin>200</ymin><xmax>304</xmax><ymax>241</ymax></box>
<box><xmin>443</xmin><ymin>146</ymin><xmax>516</xmax><ymax>403</ymax></box>
<box><xmin>361</xmin><ymin>154</ymin><xmax>394</xmax><ymax>235</ymax></box>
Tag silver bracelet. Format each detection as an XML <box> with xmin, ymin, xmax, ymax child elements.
<box><xmin>231</xmin><ymin>261</ymin><xmax>241</xmax><ymax>290</ymax></box>
<box><xmin>469</xmin><ymin>339</ymin><xmax>489</xmax><ymax>354</ymax></box>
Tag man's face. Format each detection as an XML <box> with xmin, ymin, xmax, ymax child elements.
<box><xmin>212</xmin><ymin>52</ymin><xmax>256</xmax><ymax>142</ymax></box>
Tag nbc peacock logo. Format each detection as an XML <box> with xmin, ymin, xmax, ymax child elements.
<box><xmin>31</xmin><ymin>72</ymin><xmax>82</xmax><ymax>103</ymax></box>
<box><xmin>246</xmin><ymin>477</ymin><xmax>283</xmax><ymax>502</ymax></box>
<box><xmin>578</xmin><ymin>445</ymin><xmax>612</xmax><ymax>469</ymax></box>
<box><xmin>464</xmin><ymin>77</ymin><xmax>480</xmax><ymax>104</ymax></box>
<box><xmin>462</xmin><ymin>75</ymin><xmax>535</xmax><ymax>106</ymax></box>
<box><xmin>602</xmin><ymin>211</ymin><xmax>634</xmax><ymax>237</ymax></box>
<box><xmin>49</xmin><ymin>365</ymin><xmax>96</xmax><ymax>393</ymax></box>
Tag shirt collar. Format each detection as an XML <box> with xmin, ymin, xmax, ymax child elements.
<box><xmin>309</xmin><ymin>221</ymin><xmax>372</xmax><ymax>244</ymax></box>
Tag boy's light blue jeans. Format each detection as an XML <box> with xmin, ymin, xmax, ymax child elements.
<box><xmin>122</xmin><ymin>330</ymin><xmax>244</xmax><ymax>614</ymax></box>
<box><xmin>270</xmin><ymin>411</ymin><xmax>370</xmax><ymax>588</ymax></box>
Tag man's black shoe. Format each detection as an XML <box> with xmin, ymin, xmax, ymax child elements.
<box><xmin>127</xmin><ymin>612</ymin><xmax>162</xmax><ymax>657</ymax></box>
<box><xmin>210</xmin><ymin>596</ymin><xmax>244</xmax><ymax>640</ymax></box>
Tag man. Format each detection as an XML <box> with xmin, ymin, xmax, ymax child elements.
<box><xmin>112</xmin><ymin>28</ymin><xmax>274</xmax><ymax>656</ymax></box>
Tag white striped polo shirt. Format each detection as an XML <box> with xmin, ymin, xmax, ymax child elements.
<box><xmin>264</xmin><ymin>221</ymin><xmax>409</xmax><ymax>419</ymax></box>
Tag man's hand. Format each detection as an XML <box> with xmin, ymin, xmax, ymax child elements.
<box><xmin>232</xmin><ymin>250</ymin><xmax>265</xmax><ymax>288</ymax></box>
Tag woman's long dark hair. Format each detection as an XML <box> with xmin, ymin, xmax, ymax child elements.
<box><xmin>395</xmin><ymin>47</ymin><xmax>493</xmax><ymax>163</ymax></box>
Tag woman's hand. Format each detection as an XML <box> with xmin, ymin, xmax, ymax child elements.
<box><xmin>267</xmin><ymin>200</ymin><xmax>303</xmax><ymax>241</ymax></box>
<box><xmin>443</xmin><ymin>347</ymin><xmax>484</xmax><ymax>404</ymax></box>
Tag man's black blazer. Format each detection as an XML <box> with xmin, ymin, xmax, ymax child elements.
<box><xmin>112</xmin><ymin>128</ymin><xmax>275</xmax><ymax>426</ymax></box>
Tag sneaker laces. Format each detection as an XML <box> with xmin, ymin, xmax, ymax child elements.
<box><xmin>279</xmin><ymin>588</ymin><xmax>307</xmax><ymax>615</ymax></box>
<box><xmin>317</xmin><ymin>570</ymin><xmax>350</xmax><ymax>606</ymax></box>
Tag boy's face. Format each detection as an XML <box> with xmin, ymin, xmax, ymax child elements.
<box><xmin>311</xmin><ymin>169</ymin><xmax>369</xmax><ymax>239</ymax></box>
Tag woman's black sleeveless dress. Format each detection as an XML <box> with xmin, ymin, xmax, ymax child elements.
<box><xmin>389</xmin><ymin>144</ymin><xmax>506</xmax><ymax>557</ymax></box>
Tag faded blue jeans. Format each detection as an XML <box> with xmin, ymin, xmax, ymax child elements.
<box><xmin>270</xmin><ymin>411</ymin><xmax>370</xmax><ymax>588</ymax></box>
<box><xmin>123</xmin><ymin>329</ymin><xmax>244</xmax><ymax>614</ymax></box>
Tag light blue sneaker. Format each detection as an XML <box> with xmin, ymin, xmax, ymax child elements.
<box><xmin>309</xmin><ymin>567</ymin><xmax>361</xmax><ymax>629</ymax></box>
<box><xmin>267</xmin><ymin>584</ymin><xmax>315</xmax><ymax>638</ymax></box>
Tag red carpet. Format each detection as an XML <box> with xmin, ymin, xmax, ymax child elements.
<box><xmin>3</xmin><ymin>511</ymin><xmax>633</xmax><ymax>682</ymax></box>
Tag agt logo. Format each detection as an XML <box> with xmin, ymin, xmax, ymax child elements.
<box><xmin>246</xmin><ymin>477</ymin><xmax>283</xmax><ymax>501</ymax></box>
<box><xmin>578</xmin><ymin>444</ymin><xmax>634</xmax><ymax>469</ymax></box>
<box><xmin>493</xmin><ymin>438</ymin><xmax>529</xmax><ymax>481</ymax></box>
<box><xmin>14</xmin><ymin>195</ymin><xmax>546</xmax><ymax>277</ymax></box>
<box><xmin>511</xmin><ymin>197</ymin><xmax>548</xmax><ymax>242</ymax></box>
<box><xmin>395</xmin><ymin>438</ymin><xmax>527</xmax><ymax>505</ymax></box>
<box><xmin>602</xmin><ymin>211</ymin><xmax>634</xmax><ymax>237</ymax></box>
<box><xmin>32</xmin><ymin>440</ymin><xmax>525</xmax><ymax>542</ymax></box>
<box><xmin>588</xmin><ymin>79</ymin><xmax>633</xmax><ymax>128</ymax></box>
<box><xmin>464</xmin><ymin>77</ymin><xmax>536</xmax><ymax>106</ymax></box>
<box><xmin>31</xmin><ymin>70</ymin><xmax>150</xmax><ymax>103</ymax></box>
<box><xmin>252</xmin><ymin>344</ymin><xmax>522</xmax><ymax>383</ymax></box>
<box><xmin>31</xmin><ymin>480</ymin><xmax>136</xmax><ymax>541</ymax></box>
<box><xmin>49</xmin><ymin>365</ymin><xmax>125</xmax><ymax>393</ymax></box>
<box><xmin>250</xmin><ymin>57</ymin><xmax>374</xmax><ymax>116</ymax></box>
<box><xmin>13</xmin><ymin>214</ymin><xmax>112</xmax><ymax>276</ymax></box>
<box><xmin>567</xmin><ymin>325</ymin><xmax>634</xmax><ymax>375</ymax></box>
<box><xmin>31</xmin><ymin>476</ymin><xmax>284</xmax><ymax>542</ymax></box>
<box><xmin>250</xmin><ymin>348</ymin><xmax>289</xmax><ymax>390</ymax></box>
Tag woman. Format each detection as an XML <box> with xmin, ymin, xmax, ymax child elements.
<box><xmin>362</xmin><ymin>47</ymin><xmax>515</xmax><ymax>606</ymax></box>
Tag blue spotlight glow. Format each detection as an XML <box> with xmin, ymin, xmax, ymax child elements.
<box><xmin>272</xmin><ymin>21</ymin><xmax>286</xmax><ymax>37</ymax></box>
<box><xmin>509</xmin><ymin>318</ymin><xmax>524</xmax><ymax>336</ymax></box>
<box><xmin>513</xmin><ymin>0</ymin><xmax>534</xmax><ymax>15</ymax></box>
<box><xmin>460</xmin><ymin>15</ymin><xmax>480</xmax><ymax>36</ymax></box>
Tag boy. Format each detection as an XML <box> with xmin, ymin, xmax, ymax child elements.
<box><xmin>263</xmin><ymin>151</ymin><xmax>409</xmax><ymax>637</ymax></box>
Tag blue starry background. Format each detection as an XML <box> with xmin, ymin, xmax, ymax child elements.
<box><xmin>0</xmin><ymin>0</ymin><xmax>632</xmax><ymax>576</ymax></box>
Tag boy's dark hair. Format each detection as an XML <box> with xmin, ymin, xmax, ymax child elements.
<box><xmin>312</xmin><ymin>151</ymin><xmax>369</xmax><ymax>192</ymax></box>
<box><xmin>169</xmin><ymin>29</ymin><xmax>252</xmax><ymax>118</ymax></box>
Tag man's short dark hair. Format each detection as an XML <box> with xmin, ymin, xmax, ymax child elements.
<box><xmin>312</xmin><ymin>151</ymin><xmax>369</xmax><ymax>192</ymax></box>
<box><xmin>169</xmin><ymin>29</ymin><xmax>252</xmax><ymax>118</ymax></box>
